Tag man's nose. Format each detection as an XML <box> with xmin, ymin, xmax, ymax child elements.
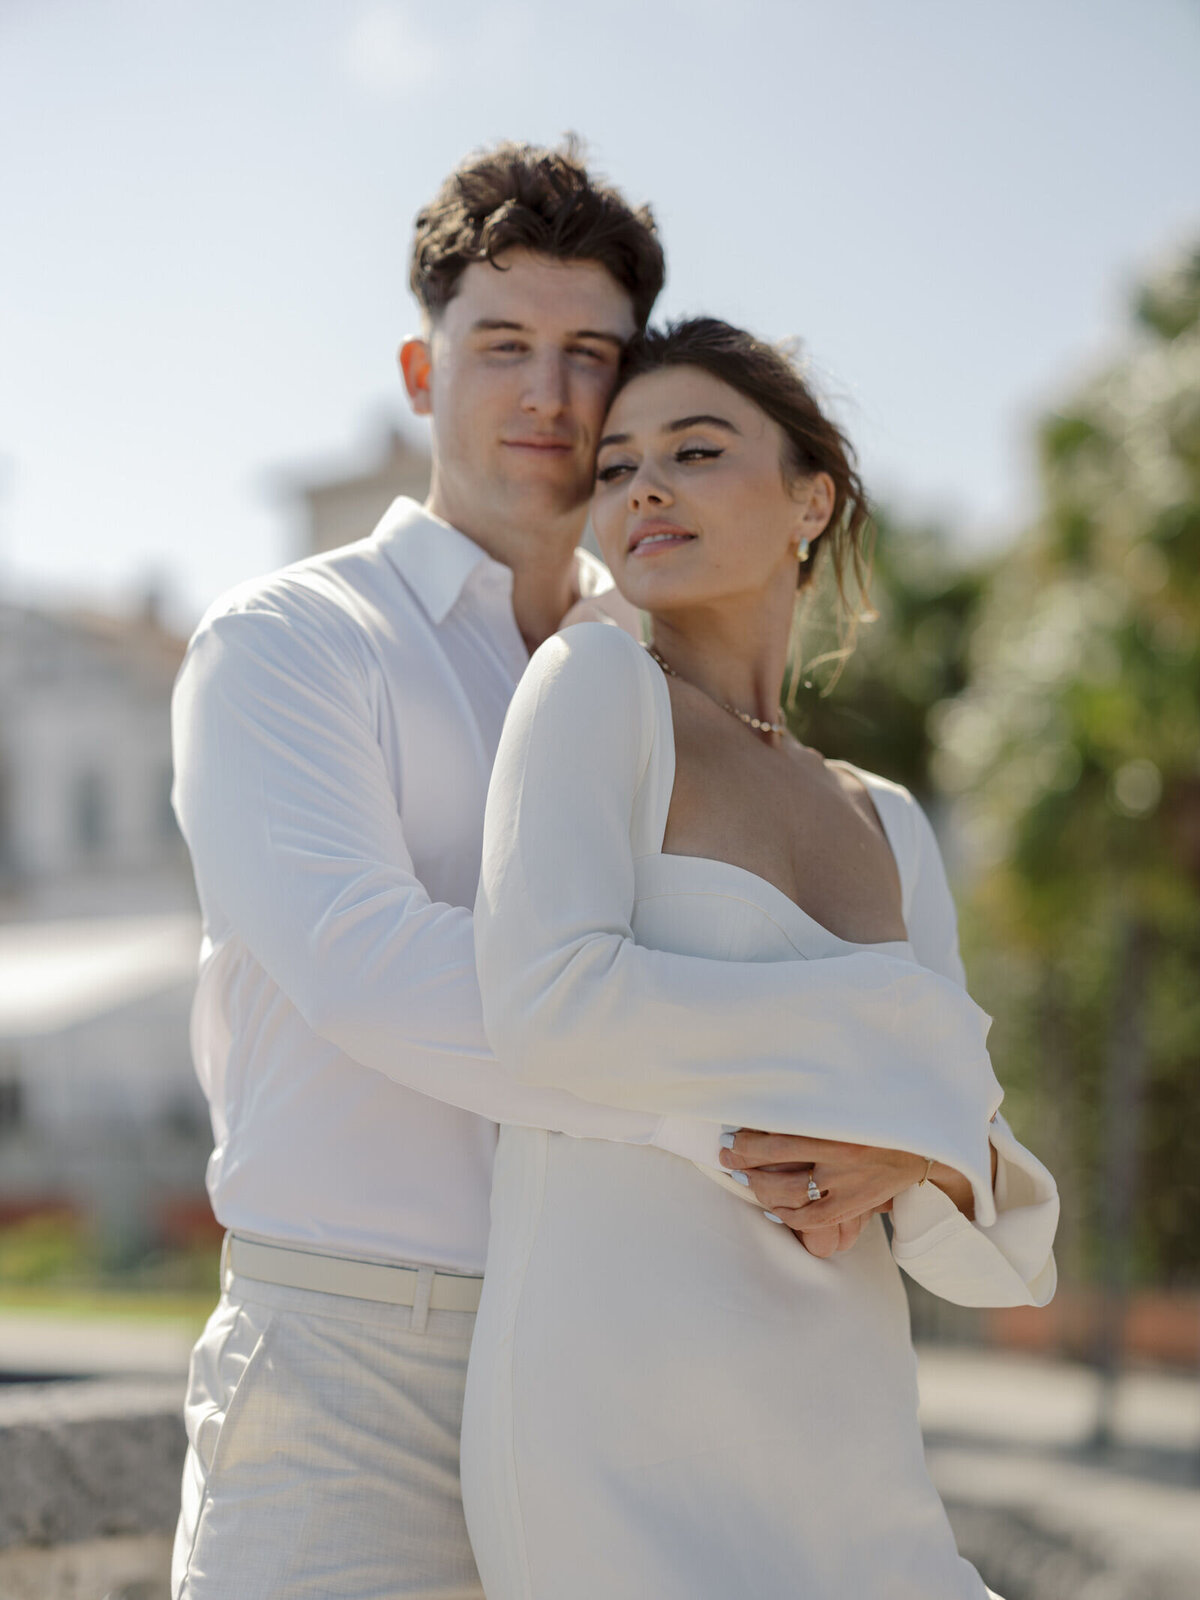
<box><xmin>520</xmin><ymin>352</ymin><xmax>569</xmax><ymax>417</ymax></box>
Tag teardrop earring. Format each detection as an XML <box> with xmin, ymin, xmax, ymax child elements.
<box><xmin>797</xmin><ymin>536</ymin><xmax>811</xmax><ymax>565</ymax></box>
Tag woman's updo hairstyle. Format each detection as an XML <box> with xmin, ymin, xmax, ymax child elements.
<box><xmin>613</xmin><ymin>318</ymin><xmax>873</xmax><ymax>625</ymax></box>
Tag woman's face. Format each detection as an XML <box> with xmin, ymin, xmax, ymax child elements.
<box><xmin>591</xmin><ymin>365</ymin><xmax>829</xmax><ymax>616</ymax></box>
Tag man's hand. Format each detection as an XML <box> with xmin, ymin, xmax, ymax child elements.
<box><xmin>789</xmin><ymin>1211</ymin><xmax>880</xmax><ymax>1259</ymax></box>
<box><xmin>557</xmin><ymin>587</ymin><xmax>643</xmax><ymax>639</ymax></box>
<box><xmin>720</xmin><ymin>1130</ymin><xmax>927</xmax><ymax>1246</ymax></box>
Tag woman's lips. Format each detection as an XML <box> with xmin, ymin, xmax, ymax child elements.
<box><xmin>627</xmin><ymin>522</ymin><xmax>697</xmax><ymax>555</ymax></box>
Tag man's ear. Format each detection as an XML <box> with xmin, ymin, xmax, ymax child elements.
<box><xmin>399</xmin><ymin>338</ymin><xmax>433</xmax><ymax>416</ymax></box>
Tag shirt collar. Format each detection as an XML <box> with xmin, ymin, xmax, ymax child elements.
<box><xmin>372</xmin><ymin>496</ymin><xmax>615</xmax><ymax>625</ymax></box>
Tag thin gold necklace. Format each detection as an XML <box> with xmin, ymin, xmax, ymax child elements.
<box><xmin>647</xmin><ymin>644</ymin><xmax>788</xmax><ymax>738</ymax></box>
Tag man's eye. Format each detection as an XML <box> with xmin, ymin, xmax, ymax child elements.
<box><xmin>488</xmin><ymin>342</ymin><xmax>524</xmax><ymax>354</ymax></box>
<box><xmin>569</xmin><ymin>345</ymin><xmax>607</xmax><ymax>362</ymax></box>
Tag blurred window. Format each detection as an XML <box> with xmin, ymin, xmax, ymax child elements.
<box><xmin>0</xmin><ymin>1075</ymin><xmax>22</xmax><ymax>1134</ymax></box>
<box><xmin>159</xmin><ymin>763</ymin><xmax>179</xmax><ymax>843</ymax></box>
<box><xmin>73</xmin><ymin>769</ymin><xmax>107</xmax><ymax>853</ymax></box>
<box><xmin>0</xmin><ymin>755</ymin><xmax>13</xmax><ymax>878</ymax></box>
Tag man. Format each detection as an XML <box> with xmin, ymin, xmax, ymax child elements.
<box><xmin>171</xmin><ymin>140</ymin><xmax>967</xmax><ymax>1598</ymax></box>
<box><xmin>170</xmin><ymin>140</ymin><xmax>719</xmax><ymax>1600</ymax></box>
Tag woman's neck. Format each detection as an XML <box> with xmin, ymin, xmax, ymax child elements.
<box><xmin>647</xmin><ymin>587</ymin><xmax>795</xmax><ymax>728</ymax></box>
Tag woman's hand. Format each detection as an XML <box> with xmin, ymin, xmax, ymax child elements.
<box><xmin>720</xmin><ymin>1130</ymin><xmax>928</xmax><ymax>1236</ymax></box>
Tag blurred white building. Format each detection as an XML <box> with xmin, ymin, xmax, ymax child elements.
<box><xmin>0</xmin><ymin>599</ymin><xmax>207</xmax><ymax>1256</ymax></box>
<box><xmin>0</xmin><ymin>419</ymin><xmax>434</xmax><ymax>1257</ymax></box>
<box><xmin>288</xmin><ymin>423</ymin><xmax>431</xmax><ymax>557</ymax></box>
<box><xmin>0</xmin><ymin>600</ymin><xmax>194</xmax><ymax>917</ymax></box>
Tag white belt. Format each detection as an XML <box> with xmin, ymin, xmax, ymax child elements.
<box><xmin>226</xmin><ymin>1234</ymin><xmax>483</xmax><ymax>1313</ymax></box>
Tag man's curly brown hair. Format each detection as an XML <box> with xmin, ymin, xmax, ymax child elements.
<box><xmin>409</xmin><ymin>137</ymin><xmax>665</xmax><ymax>332</ymax></box>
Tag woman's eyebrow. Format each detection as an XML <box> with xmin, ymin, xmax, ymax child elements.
<box><xmin>598</xmin><ymin>414</ymin><xmax>741</xmax><ymax>453</ymax></box>
<box><xmin>666</xmin><ymin>414</ymin><xmax>740</xmax><ymax>435</ymax></box>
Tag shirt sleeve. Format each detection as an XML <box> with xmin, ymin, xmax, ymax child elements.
<box><xmin>474</xmin><ymin>624</ymin><xmax>1006</xmax><ymax>1223</ymax></box>
<box><xmin>888</xmin><ymin>797</ymin><xmax>1059</xmax><ymax>1306</ymax></box>
<box><xmin>170</xmin><ymin>592</ymin><xmax>716</xmax><ymax>1154</ymax></box>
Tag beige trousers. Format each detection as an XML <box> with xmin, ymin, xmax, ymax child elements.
<box><xmin>172</xmin><ymin>1268</ymin><xmax>483</xmax><ymax>1600</ymax></box>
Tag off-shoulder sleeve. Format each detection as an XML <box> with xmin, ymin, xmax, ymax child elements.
<box><xmin>889</xmin><ymin>796</ymin><xmax>1059</xmax><ymax>1306</ymax></box>
<box><xmin>475</xmin><ymin>624</ymin><xmax>1004</xmax><ymax>1221</ymax></box>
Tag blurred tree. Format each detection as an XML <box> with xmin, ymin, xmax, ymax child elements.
<box><xmin>787</xmin><ymin>509</ymin><xmax>991</xmax><ymax>804</ymax></box>
<box><xmin>930</xmin><ymin>243</ymin><xmax>1200</xmax><ymax>1323</ymax></box>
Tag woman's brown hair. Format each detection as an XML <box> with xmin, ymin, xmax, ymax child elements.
<box><xmin>614</xmin><ymin>319</ymin><xmax>874</xmax><ymax>679</ymax></box>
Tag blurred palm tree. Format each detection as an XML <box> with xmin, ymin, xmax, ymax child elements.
<box><xmin>790</xmin><ymin>247</ymin><xmax>1200</xmax><ymax>1384</ymax></box>
<box><xmin>929</xmin><ymin>243</ymin><xmax>1200</xmax><ymax>1403</ymax></box>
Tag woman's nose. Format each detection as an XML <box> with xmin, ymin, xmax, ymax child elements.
<box><xmin>628</xmin><ymin>464</ymin><xmax>671</xmax><ymax>509</ymax></box>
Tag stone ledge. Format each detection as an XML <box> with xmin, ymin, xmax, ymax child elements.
<box><xmin>3</xmin><ymin>1380</ymin><xmax>1198</xmax><ymax>1600</ymax></box>
<box><xmin>0</xmin><ymin>1532</ymin><xmax>171</xmax><ymax>1600</ymax></box>
<box><xmin>0</xmin><ymin>1381</ymin><xmax>185</xmax><ymax>1551</ymax></box>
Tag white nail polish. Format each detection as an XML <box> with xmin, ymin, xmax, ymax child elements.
<box><xmin>719</xmin><ymin>1131</ymin><xmax>736</xmax><ymax>1150</ymax></box>
<box><xmin>763</xmin><ymin>1211</ymin><xmax>784</xmax><ymax>1225</ymax></box>
<box><xmin>728</xmin><ymin>1170</ymin><xmax>750</xmax><ymax>1187</ymax></box>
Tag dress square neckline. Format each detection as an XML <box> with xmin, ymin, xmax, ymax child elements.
<box><xmin>640</xmin><ymin>646</ymin><xmax>912</xmax><ymax>957</ymax></box>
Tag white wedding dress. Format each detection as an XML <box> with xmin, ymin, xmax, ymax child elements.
<box><xmin>463</xmin><ymin>624</ymin><xmax>1057</xmax><ymax>1600</ymax></box>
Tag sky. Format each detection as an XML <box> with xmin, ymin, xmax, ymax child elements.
<box><xmin>1</xmin><ymin>0</ymin><xmax>1197</xmax><ymax>631</ymax></box>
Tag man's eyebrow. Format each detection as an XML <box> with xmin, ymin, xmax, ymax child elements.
<box><xmin>470</xmin><ymin>319</ymin><xmax>625</xmax><ymax>350</ymax></box>
<box><xmin>572</xmin><ymin>328</ymin><xmax>626</xmax><ymax>350</ymax></box>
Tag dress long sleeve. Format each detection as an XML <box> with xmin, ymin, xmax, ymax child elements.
<box><xmin>475</xmin><ymin>624</ymin><xmax>1005</xmax><ymax>1223</ymax></box>
<box><xmin>888</xmin><ymin>800</ymin><xmax>1059</xmax><ymax>1306</ymax></box>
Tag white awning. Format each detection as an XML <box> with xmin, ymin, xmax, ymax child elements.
<box><xmin>0</xmin><ymin>913</ymin><xmax>200</xmax><ymax>1038</ymax></box>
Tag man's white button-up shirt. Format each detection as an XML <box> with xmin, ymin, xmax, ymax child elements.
<box><xmin>172</xmin><ymin>497</ymin><xmax>713</xmax><ymax>1273</ymax></box>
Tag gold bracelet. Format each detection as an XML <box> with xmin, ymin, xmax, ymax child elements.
<box><xmin>918</xmin><ymin>1157</ymin><xmax>935</xmax><ymax>1186</ymax></box>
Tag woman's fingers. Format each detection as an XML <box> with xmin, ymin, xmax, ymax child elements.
<box><xmin>742</xmin><ymin>1167</ymin><xmax>822</xmax><ymax>1211</ymax></box>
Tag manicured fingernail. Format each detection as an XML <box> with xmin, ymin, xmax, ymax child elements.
<box><xmin>719</xmin><ymin>1131</ymin><xmax>736</xmax><ymax>1150</ymax></box>
<box><xmin>728</xmin><ymin>1170</ymin><xmax>750</xmax><ymax>1186</ymax></box>
<box><xmin>763</xmin><ymin>1211</ymin><xmax>784</xmax><ymax>1225</ymax></box>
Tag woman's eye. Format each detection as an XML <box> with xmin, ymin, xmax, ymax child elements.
<box><xmin>595</xmin><ymin>462</ymin><xmax>633</xmax><ymax>483</ymax></box>
<box><xmin>676</xmin><ymin>446</ymin><xmax>722</xmax><ymax>463</ymax></box>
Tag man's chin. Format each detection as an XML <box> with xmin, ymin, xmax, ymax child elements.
<box><xmin>498</xmin><ymin>472</ymin><xmax>592</xmax><ymax>524</ymax></box>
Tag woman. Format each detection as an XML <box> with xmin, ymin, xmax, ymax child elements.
<box><xmin>462</xmin><ymin>319</ymin><xmax>1058</xmax><ymax>1598</ymax></box>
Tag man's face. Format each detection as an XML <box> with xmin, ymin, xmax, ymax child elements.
<box><xmin>403</xmin><ymin>248</ymin><xmax>637</xmax><ymax>543</ymax></box>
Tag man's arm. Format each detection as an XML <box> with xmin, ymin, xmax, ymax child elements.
<box><xmin>172</xmin><ymin>594</ymin><xmax>696</xmax><ymax>1148</ymax></box>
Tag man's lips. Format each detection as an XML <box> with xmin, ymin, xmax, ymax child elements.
<box><xmin>502</xmin><ymin>436</ymin><xmax>574</xmax><ymax>452</ymax></box>
<box><xmin>627</xmin><ymin>520</ymin><xmax>697</xmax><ymax>555</ymax></box>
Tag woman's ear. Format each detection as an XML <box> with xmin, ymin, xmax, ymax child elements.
<box><xmin>399</xmin><ymin>338</ymin><xmax>433</xmax><ymax>416</ymax></box>
<box><xmin>798</xmin><ymin>472</ymin><xmax>836</xmax><ymax>540</ymax></box>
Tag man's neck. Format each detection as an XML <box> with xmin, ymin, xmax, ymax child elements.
<box><xmin>508</xmin><ymin>549</ymin><xmax>580</xmax><ymax>653</ymax></box>
<box><xmin>424</xmin><ymin>490</ymin><xmax>584</xmax><ymax>653</ymax></box>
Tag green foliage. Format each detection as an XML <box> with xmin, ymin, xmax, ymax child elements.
<box><xmin>0</xmin><ymin>1214</ymin><xmax>88</xmax><ymax>1285</ymax></box>
<box><xmin>787</xmin><ymin>512</ymin><xmax>991</xmax><ymax>801</ymax></box>
<box><xmin>792</xmin><ymin>238</ymin><xmax>1200</xmax><ymax>1289</ymax></box>
<box><xmin>934</xmin><ymin>239</ymin><xmax>1200</xmax><ymax>1286</ymax></box>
